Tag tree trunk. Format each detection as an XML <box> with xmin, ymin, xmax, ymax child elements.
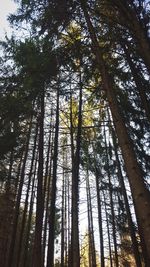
<box><xmin>80</xmin><ymin>1</ymin><xmax>150</xmax><ymax>261</ymax></box>
<box><xmin>67</xmin><ymin>162</ymin><xmax>71</xmax><ymax>267</ymax></box>
<box><xmin>33</xmin><ymin>90</ymin><xmax>45</xmax><ymax>267</ymax></box>
<box><xmin>110</xmin><ymin>122</ymin><xmax>143</xmax><ymax>267</ymax></box>
<box><xmin>6</xmin><ymin>119</ymin><xmax>32</xmax><ymax>267</ymax></box>
<box><xmin>68</xmin><ymin>90</ymin><xmax>75</xmax><ymax>267</ymax></box>
<box><xmin>42</xmin><ymin>122</ymin><xmax>53</xmax><ymax>267</ymax></box>
<box><xmin>61</xmin><ymin>147</ymin><xmax>65</xmax><ymax>267</ymax></box>
<box><xmin>46</xmin><ymin>88</ymin><xmax>60</xmax><ymax>267</ymax></box>
<box><xmin>17</xmin><ymin>122</ymin><xmax>38</xmax><ymax>267</ymax></box>
<box><xmin>103</xmin><ymin>192</ymin><xmax>113</xmax><ymax>267</ymax></box>
<box><xmin>104</xmin><ymin>127</ymin><xmax>119</xmax><ymax>267</ymax></box>
<box><xmin>86</xmin><ymin>170</ymin><xmax>97</xmax><ymax>267</ymax></box>
<box><xmin>22</xmin><ymin>156</ymin><xmax>37</xmax><ymax>267</ymax></box>
<box><xmin>95</xmin><ymin>166</ymin><xmax>105</xmax><ymax>267</ymax></box>
<box><xmin>0</xmin><ymin>151</ymin><xmax>14</xmax><ymax>267</ymax></box>
<box><xmin>70</xmin><ymin>68</ymin><xmax>83</xmax><ymax>267</ymax></box>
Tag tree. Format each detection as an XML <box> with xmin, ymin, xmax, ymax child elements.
<box><xmin>80</xmin><ymin>0</ymin><xmax>150</xmax><ymax>261</ymax></box>
<box><xmin>80</xmin><ymin>232</ymin><xmax>100</xmax><ymax>267</ymax></box>
<box><xmin>0</xmin><ymin>0</ymin><xmax>150</xmax><ymax>266</ymax></box>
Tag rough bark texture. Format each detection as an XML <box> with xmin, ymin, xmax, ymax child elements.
<box><xmin>111</xmin><ymin>125</ymin><xmax>143</xmax><ymax>267</ymax></box>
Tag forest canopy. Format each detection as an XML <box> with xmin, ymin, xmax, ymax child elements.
<box><xmin>0</xmin><ymin>1</ymin><xmax>150</xmax><ymax>267</ymax></box>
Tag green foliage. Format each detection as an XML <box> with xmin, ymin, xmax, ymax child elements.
<box><xmin>12</xmin><ymin>38</ymin><xmax>58</xmax><ymax>88</ymax></box>
<box><xmin>0</xmin><ymin>1</ymin><xmax>150</xmax><ymax>266</ymax></box>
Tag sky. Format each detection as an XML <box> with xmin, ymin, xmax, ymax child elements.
<box><xmin>0</xmin><ymin>0</ymin><xmax>17</xmax><ymax>38</ymax></box>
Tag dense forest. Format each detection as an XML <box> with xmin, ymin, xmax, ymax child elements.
<box><xmin>0</xmin><ymin>0</ymin><xmax>150</xmax><ymax>266</ymax></box>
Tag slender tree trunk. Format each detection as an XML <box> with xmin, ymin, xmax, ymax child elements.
<box><xmin>6</xmin><ymin>119</ymin><xmax>32</xmax><ymax>267</ymax></box>
<box><xmin>80</xmin><ymin>1</ymin><xmax>150</xmax><ymax>261</ymax></box>
<box><xmin>103</xmin><ymin>192</ymin><xmax>113</xmax><ymax>267</ymax></box>
<box><xmin>70</xmin><ymin>68</ymin><xmax>83</xmax><ymax>267</ymax></box>
<box><xmin>14</xmin><ymin>148</ymin><xmax>24</xmax><ymax>196</ymax></box>
<box><xmin>16</xmin><ymin>122</ymin><xmax>38</xmax><ymax>267</ymax></box>
<box><xmin>22</xmin><ymin>155</ymin><xmax>38</xmax><ymax>267</ymax></box>
<box><xmin>86</xmin><ymin>173</ymin><xmax>92</xmax><ymax>267</ymax></box>
<box><xmin>5</xmin><ymin>149</ymin><xmax>14</xmax><ymax>193</ymax></box>
<box><xmin>86</xmin><ymin>170</ymin><xmax>97</xmax><ymax>267</ymax></box>
<box><xmin>70</xmin><ymin>90</ymin><xmax>75</xmax><ymax>162</ymax></box>
<box><xmin>68</xmin><ymin>90</ymin><xmax>75</xmax><ymax>267</ymax></box>
<box><xmin>104</xmin><ymin>127</ymin><xmax>119</xmax><ymax>267</ymax></box>
<box><xmin>46</xmin><ymin>88</ymin><xmax>60</xmax><ymax>267</ymax></box>
<box><xmin>42</xmin><ymin>122</ymin><xmax>53</xmax><ymax>267</ymax></box>
<box><xmin>42</xmin><ymin>153</ymin><xmax>52</xmax><ymax>267</ymax></box>
<box><xmin>109</xmin><ymin>182</ymin><xmax>119</xmax><ymax>267</ymax></box>
<box><xmin>64</xmin><ymin>148</ymin><xmax>68</xmax><ymax>267</ymax></box>
<box><xmin>67</xmin><ymin>165</ymin><xmax>71</xmax><ymax>267</ymax></box>
<box><xmin>0</xmin><ymin>150</ymin><xmax>14</xmax><ymax>267</ymax></box>
<box><xmin>94</xmin><ymin>167</ymin><xmax>105</xmax><ymax>267</ymax></box>
<box><xmin>61</xmin><ymin>147</ymin><xmax>65</xmax><ymax>267</ymax></box>
<box><xmin>33</xmin><ymin>90</ymin><xmax>45</xmax><ymax>267</ymax></box>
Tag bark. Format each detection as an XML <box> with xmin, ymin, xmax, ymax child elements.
<box><xmin>14</xmin><ymin>148</ymin><xmax>24</xmax><ymax>196</ymax></box>
<box><xmin>95</xmin><ymin>167</ymin><xmax>105</xmax><ymax>267</ymax></box>
<box><xmin>103</xmin><ymin>192</ymin><xmax>113</xmax><ymax>267</ymax></box>
<box><xmin>108</xmin><ymin>182</ymin><xmax>119</xmax><ymax>267</ymax></box>
<box><xmin>5</xmin><ymin>149</ymin><xmax>14</xmax><ymax>193</ymax></box>
<box><xmin>67</xmin><ymin>166</ymin><xmax>71</xmax><ymax>267</ymax></box>
<box><xmin>70</xmin><ymin>91</ymin><xmax>75</xmax><ymax>162</ymax></box>
<box><xmin>22</xmin><ymin>156</ymin><xmax>38</xmax><ymax>267</ymax></box>
<box><xmin>61</xmin><ymin>149</ymin><xmax>65</xmax><ymax>267</ymax></box>
<box><xmin>70</xmin><ymin>69</ymin><xmax>83</xmax><ymax>267</ymax></box>
<box><xmin>42</xmin><ymin>155</ymin><xmax>52</xmax><ymax>267</ymax></box>
<box><xmin>46</xmin><ymin>88</ymin><xmax>60</xmax><ymax>267</ymax></box>
<box><xmin>6</xmin><ymin>119</ymin><xmax>32</xmax><ymax>267</ymax></box>
<box><xmin>111</xmin><ymin>123</ymin><xmax>143</xmax><ymax>267</ymax></box>
<box><xmin>104</xmin><ymin>126</ymin><xmax>119</xmax><ymax>267</ymax></box>
<box><xmin>86</xmin><ymin>170</ymin><xmax>97</xmax><ymax>267</ymax></box>
<box><xmin>0</xmin><ymin>150</ymin><xmax>14</xmax><ymax>267</ymax></box>
<box><xmin>42</xmin><ymin>122</ymin><xmax>53</xmax><ymax>267</ymax></box>
<box><xmin>68</xmin><ymin>91</ymin><xmax>75</xmax><ymax>267</ymax></box>
<box><xmin>64</xmin><ymin>150</ymin><xmax>68</xmax><ymax>266</ymax></box>
<box><xmin>33</xmin><ymin>90</ymin><xmax>45</xmax><ymax>267</ymax></box>
<box><xmin>80</xmin><ymin>1</ymin><xmax>150</xmax><ymax>261</ymax></box>
<box><xmin>16</xmin><ymin>122</ymin><xmax>38</xmax><ymax>267</ymax></box>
